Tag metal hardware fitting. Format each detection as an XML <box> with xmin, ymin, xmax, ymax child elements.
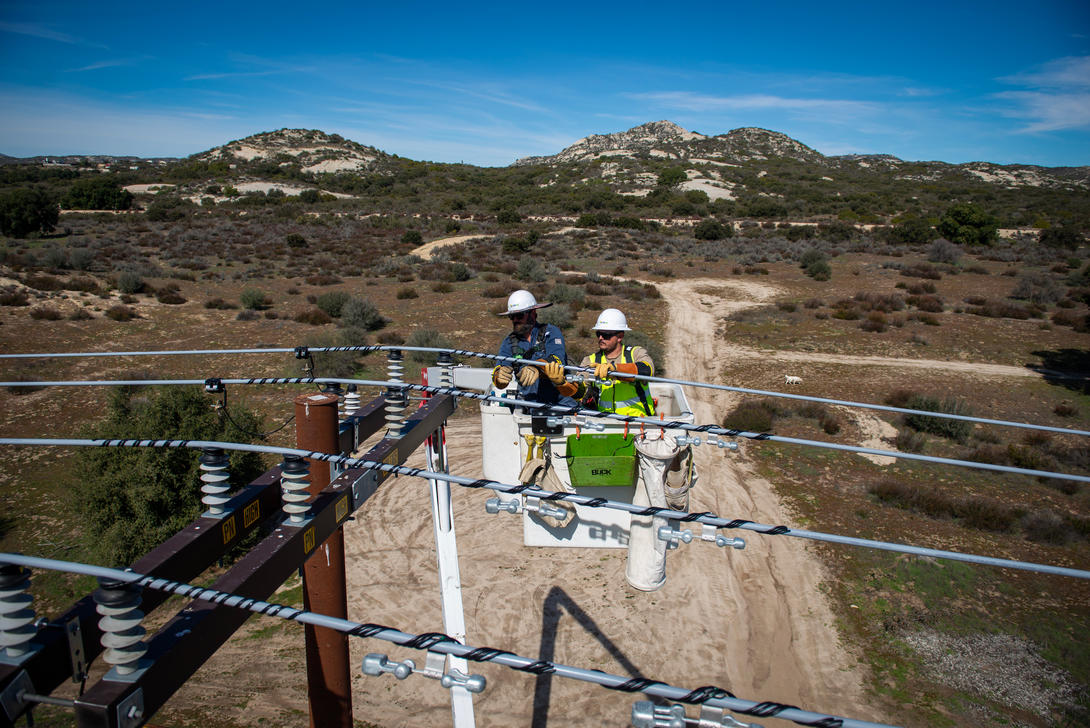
<box><xmin>0</xmin><ymin>670</ymin><xmax>33</xmax><ymax>721</ymax></box>
<box><xmin>64</xmin><ymin>616</ymin><xmax>87</xmax><ymax>683</ymax></box>
<box><xmin>361</xmin><ymin>653</ymin><xmax>485</xmax><ymax>694</ymax></box>
<box><xmin>202</xmin><ymin>377</ymin><xmax>224</xmax><ymax>394</ymax></box>
<box><xmin>485</xmin><ymin>496</ymin><xmax>566</xmax><ymax>521</ymax></box>
<box><xmin>631</xmin><ymin>700</ymin><xmax>764</xmax><ymax>728</ymax></box>
<box><xmin>116</xmin><ymin>687</ymin><xmax>145</xmax><ymax>728</ymax></box>
<box><xmin>659</xmin><ymin>526</ymin><xmax>745</xmax><ymax>551</ymax></box>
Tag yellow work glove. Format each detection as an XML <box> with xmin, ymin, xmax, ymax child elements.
<box><xmin>517</xmin><ymin>364</ymin><xmax>540</xmax><ymax>387</ymax></box>
<box><xmin>593</xmin><ymin>361</ymin><xmax>616</xmax><ymax>380</ymax></box>
<box><xmin>492</xmin><ymin>365</ymin><xmax>513</xmax><ymax>388</ymax></box>
<box><xmin>543</xmin><ymin>360</ymin><xmax>566</xmax><ymax>386</ymax></box>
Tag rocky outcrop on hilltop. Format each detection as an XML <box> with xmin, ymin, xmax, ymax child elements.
<box><xmin>514</xmin><ymin>121</ymin><xmax>824</xmax><ymax>166</ymax></box>
<box><xmin>198</xmin><ymin>129</ymin><xmax>392</xmax><ymax>174</ymax></box>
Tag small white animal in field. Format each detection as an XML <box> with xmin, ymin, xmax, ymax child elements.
<box><xmin>785</xmin><ymin>375</ymin><xmax>802</xmax><ymax>386</ymax></box>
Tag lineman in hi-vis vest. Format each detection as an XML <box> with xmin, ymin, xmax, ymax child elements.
<box><xmin>544</xmin><ymin>308</ymin><xmax>655</xmax><ymax>416</ymax></box>
<box><xmin>491</xmin><ymin>289</ymin><xmax>573</xmax><ymax>405</ymax></box>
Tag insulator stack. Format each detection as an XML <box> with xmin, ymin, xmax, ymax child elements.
<box><xmin>385</xmin><ymin>349</ymin><xmax>407</xmax><ymax>438</ymax></box>
<box><xmin>437</xmin><ymin>351</ymin><xmax>454</xmax><ymax>389</ymax></box>
<box><xmin>0</xmin><ymin>564</ymin><xmax>36</xmax><ymax>659</ymax></box>
<box><xmin>93</xmin><ymin>578</ymin><xmax>146</xmax><ymax>676</ymax></box>
<box><xmin>343</xmin><ymin>383</ymin><xmax>361</xmax><ymax>417</ymax></box>
<box><xmin>280</xmin><ymin>455</ymin><xmax>311</xmax><ymax>523</ymax></box>
<box><xmin>199</xmin><ymin>447</ymin><xmax>231</xmax><ymax>516</ymax></box>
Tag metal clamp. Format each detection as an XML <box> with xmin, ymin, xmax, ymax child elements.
<box><xmin>657</xmin><ymin>525</ymin><xmax>692</xmax><ymax>550</ymax></box>
<box><xmin>573</xmin><ymin>416</ymin><xmax>605</xmax><ymax>432</ymax></box>
<box><xmin>485</xmin><ymin>496</ymin><xmax>566</xmax><ymax>521</ymax></box>
<box><xmin>632</xmin><ymin>701</ymin><xmax>764</xmax><ymax>728</ymax></box>
<box><xmin>361</xmin><ymin>653</ymin><xmax>486</xmax><ymax>694</ymax></box>
<box><xmin>659</xmin><ymin>525</ymin><xmax>746</xmax><ymax>551</ymax></box>
<box><xmin>362</xmin><ymin>653</ymin><xmax>415</xmax><ymax>680</ymax></box>
<box><xmin>675</xmin><ymin>435</ymin><xmax>701</xmax><ymax>448</ymax></box>
<box><xmin>706</xmin><ymin>437</ymin><xmax>739</xmax><ymax>451</ymax></box>
<box><xmin>485</xmin><ymin>497</ymin><xmax>521</xmax><ymax>515</ymax></box>
<box><xmin>631</xmin><ymin>700</ymin><xmax>686</xmax><ymax>728</ymax></box>
<box><xmin>524</xmin><ymin>496</ymin><xmax>567</xmax><ymax>521</ymax></box>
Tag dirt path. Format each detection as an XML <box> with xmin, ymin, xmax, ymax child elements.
<box><xmin>333</xmin><ymin>276</ymin><xmax>895</xmax><ymax>727</ymax></box>
<box><xmin>654</xmin><ymin>278</ymin><xmax>876</xmax><ymax>723</ymax></box>
<box><xmin>410</xmin><ymin>234</ymin><xmax>487</xmax><ymax>260</ymax></box>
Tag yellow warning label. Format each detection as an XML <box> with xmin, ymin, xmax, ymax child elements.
<box><xmin>221</xmin><ymin>516</ymin><xmax>237</xmax><ymax>545</ymax></box>
<box><xmin>242</xmin><ymin>500</ymin><xmax>261</xmax><ymax>528</ymax></box>
<box><xmin>380</xmin><ymin>449</ymin><xmax>399</xmax><ymax>482</ymax></box>
<box><xmin>335</xmin><ymin>496</ymin><xmax>349</xmax><ymax>523</ymax></box>
<box><xmin>303</xmin><ymin>527</ymin><xmax>316</xmax><ymax>554</ymax></box>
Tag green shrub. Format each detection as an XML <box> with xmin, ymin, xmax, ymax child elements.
<box><xmin>294</xmin><ymin>308</ymin><xmax>333</xmax><ymax>325</ymax></box>
<box><xmin>117</xmin><ymin>272</ymin><xmax>145</xmax><ymax>295</ymax></box>
<box><xmin>401</xmin><ymin>230</ymin><xmax>423</xmax><ymax>245</ymax></box>
<box><xmin>0</xmin><ymin>288</ymin><xmax>29</xmax><ymax>306</ymax></box>
<box><xmin>406</xmin><ymin>329</ymin><xmax>452</xmax><ymax>364</ymax></box>
<box><xmin>496</xmin><ymin>209</ymin><xmax>521</xmax><ymax>224</ymax></box>
<box><xmin>537</xmin><ymin>303</ymin><xmax>573</xmax><ymax>330</ymax></box>
<box><xmin>722</xmin><ymin>400</ymin><xmax>777</xmax><ymax>432</ymax></box>
<box><xmin>240</xmin><ymin>287</ymin><xmax>268</xmax><ymax>310</ymax></box>
<box><xmin>286</xmin><ymin>233</ymin><xmax>307</xmax><ymax>248</ymax></box>
<box><xmin>341</xmin><ymin>298</ymin><xmax>386</xmax><ymax>331</ymax></box>
<box><xmin>902</xmin><ymin>394</ymin><xmax>973</xmax><ymax>443</ymax></box>
<box><xmin>106</xmin><ymin>305</ymin><xmax>138</xmax><ymax>321</ymax></box>
<box><xmin>396</xmin><ymin>287</ymin><xmax>419</xmax><ymax>299</ymax></box>
<box><xmin>74</xmin><ymin>386</ymin><xmax>264</xmax><ymax>565</ymax></box>
<box><xmin>29</xmin><ymin>306</ymin><xmax>61</xmax><ymax>320</ymax></box>
<box><xmin>694</xmin><ymin>219</ymin><xmax>729</xmax><ymax>240</ymax></box>
<box><xmin>316</xmin><ymin>291</ymin><xmax>351</xmax><ymax>318</ymax></box>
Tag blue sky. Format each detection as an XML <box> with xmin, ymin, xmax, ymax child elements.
<box><xmin>1</xmin><ymin>1</ymin><xmax>1088</xmax><ymax>167</ymax></box>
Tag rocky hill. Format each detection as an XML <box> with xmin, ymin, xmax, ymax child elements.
<box><xmin>196</xmin><ymin>129</ymin><xmax>396</xmax><ymax>175</ymax></box>
<box><xmin>515</xmin><ymin>121</ymin><xmax>1088</xmax><ymax>194</ymax></box>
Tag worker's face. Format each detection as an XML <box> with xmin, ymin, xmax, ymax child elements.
<box><xmin>596</xmin><ymin>330</ymin><xmax>623</xmax><ymax>354</ymax></box>
<box><xmin>509</xmin><ymin>309</ymin><xmax>536</xmax><ymax>337</ymax></box>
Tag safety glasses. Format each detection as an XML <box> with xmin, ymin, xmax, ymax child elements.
<box><xmin>596</xmin><ymin>331</ymin><xmax>621</xmax><ymax>339</ymax></box>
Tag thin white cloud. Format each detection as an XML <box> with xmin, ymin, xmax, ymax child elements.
<box><xmin>65</xmin><ymin>59</ymin><xmax>135</xmax><ymax>73</ymax></box>
<box><xmin>1000</xmin><ymin>55</ymin><xmax>1090</xmax><ymax>89</ymax></box>
<box><xmin>996</xmin><ymin>56</ymin><xmax>1090</xmax><ymax>132</ymax></box>
<box><xmin>630</xmin><ymin>91</ymin><xmax>877</xmax><ymax>114</ymax></box>
<box><xmin>185</xmin><ymin>69</ymin><xmax>286</xmax><ymax>81</ymax></box>
<box><xmin>0</xmin><ymin>21</ymin><xmax>107</xmax><ymax>48</ymax></box>
<box><xmin>995</xmin><ymin>91</ymin><xmax>1090</xmax><ymax>132</ymax></box>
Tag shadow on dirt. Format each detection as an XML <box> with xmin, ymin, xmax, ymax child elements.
<box><xmin>1030</xmin><ymin>349</ymin><xmax>1090</xmax><ymax>395</ymax></box>
<box><xmin>532</xmin><ymin>586</ymin><xmax>663</xmax><ymax>727</ymax></box>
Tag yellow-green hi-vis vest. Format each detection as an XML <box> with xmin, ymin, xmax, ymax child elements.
<box><xmin>592</xmin><ymin>348</ymin><xmax>655</xmax><ymax>416</ymax></box>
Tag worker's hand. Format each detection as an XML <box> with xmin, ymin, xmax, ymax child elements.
<box><xmin>544</xmin><ymin>360</ymin><xmax>566</xmax><ymax>385</ymax></box>
<box><xmin>517</xmin><ymin>365</ymin><xmax>540</xmax><ymax>387</ymax></box>
<box><xmin>492</xmin><ymin>365</ymin><xmax>513</xmax><ymax>388</ymax></box>
<box><xmin>593</xmin><ymin>361</ymin><xmax>616</xmax><ymax>380</ymax></box>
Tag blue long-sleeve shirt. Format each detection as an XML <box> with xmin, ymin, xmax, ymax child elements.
<box><xmin>497</xmin><ymin>322</ymin><xmax>575</xmax><ymax>406</ymax></box>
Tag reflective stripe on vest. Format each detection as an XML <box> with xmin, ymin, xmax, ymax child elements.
<box><xmin>593</xmin><ymin>348</ymin><xmax>654</xmax><ymax>416</ymax></box>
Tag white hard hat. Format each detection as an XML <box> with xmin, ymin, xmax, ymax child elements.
<box><xmin>498</xmin><ymin>289</ymin><xmax>552</xmax><ymax>316</ymax></box>
<box><xmin>592</xmin><ymin>308</ymin><xmax>630</xmax><ymax>331</ymax></box>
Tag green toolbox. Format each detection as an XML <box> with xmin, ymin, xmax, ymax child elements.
<box><xmin>565</xmin><ymin>433</ymin><xmax>637</xmax><ymax>487</ymax></box>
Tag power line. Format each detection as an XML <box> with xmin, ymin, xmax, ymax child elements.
<box><xmin>2</xmin><ymin>344</ymin><xmax>1086</xmax><ymax>438</ymax></box>
<box><xmin>2</xmin><ymin>436</ymin><xmax>1087</xmax><ymax>580</ymax></box>
<box><xmin>0</xmin><ymin>552</ymin><xmax>896</xmax><ymax>728</ymax></box>
<box><xmin>3</xmin><ymin>376</ymin><xmax>1089</xmax><ymax>486</ymax></box>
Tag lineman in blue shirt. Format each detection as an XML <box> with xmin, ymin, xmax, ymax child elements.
<box><xmin>491</xmin><ymin>289</ymin><xmax>572</xmax><ymax>405</ymax></box>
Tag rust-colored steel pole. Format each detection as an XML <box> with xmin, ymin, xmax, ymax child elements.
<box><xmin>294</xmin><ymin>392</ymin><xmax>352</xmax><ymax>728</ymax></box>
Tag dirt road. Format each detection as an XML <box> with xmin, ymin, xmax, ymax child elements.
<box><xmin>334</xmin><ymin>276</ymin><xmax>889</xmax><ymax>727</ymax></box>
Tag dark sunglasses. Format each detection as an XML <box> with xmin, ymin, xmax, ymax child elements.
<box><xmin>509</xmin><ymin>311</ymin><xmax>533</xmax><ymax>320</ymax></box>
<box><xmin>596</xmin><ymin>331</ymin><xmax>621</xmax><ymax>339</ymax></box>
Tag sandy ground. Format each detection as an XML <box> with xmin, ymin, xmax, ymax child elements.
<box><xmin>339</xmin><ymin>276</ymin><xmax>882</xmax><ymax>727</ymax></box>
<box><xmin>410</xmin><ymin>234</ymin><xmax>489</xmax><ymax>260</ymax></box>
